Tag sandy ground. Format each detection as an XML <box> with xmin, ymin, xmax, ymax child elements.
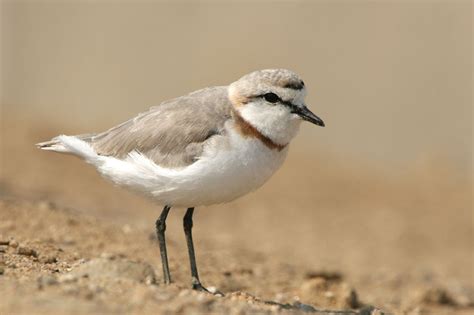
<box><xmin>0</xmin><ymin>114</ymin><xmax>473</xmax><ymax>314</ymax></box>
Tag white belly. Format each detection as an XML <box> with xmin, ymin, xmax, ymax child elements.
<box><xmin>96</xmin><ymin>128</ymin><xmax>289</xmax><ymax>207</ymax></box>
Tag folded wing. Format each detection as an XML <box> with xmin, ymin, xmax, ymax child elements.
<box><xmin>89</xmin><ymin>86</ymin><xmax>232</xmax><ymax>168</ymax></box>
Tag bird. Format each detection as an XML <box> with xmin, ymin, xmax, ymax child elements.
<box><xmin>36</xmin><ymin>69</ymin><xmax>325</xmax><ymax>293</ymax></box>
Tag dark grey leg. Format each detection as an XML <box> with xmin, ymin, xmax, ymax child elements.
<box><xmin>156</xmin><ymin>205</ymin><xmax>171</xmax><ymax>284</ymax></box>
<box><xmin>183</xmin><ymin>207</ymin><xmax>209</xmax><ymax>292</ymax></box>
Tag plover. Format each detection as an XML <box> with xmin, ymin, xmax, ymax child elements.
<box><xmin>37</xmin><ymin>69</ymin><xmax>325</xmax><ymax>292</ymax></box>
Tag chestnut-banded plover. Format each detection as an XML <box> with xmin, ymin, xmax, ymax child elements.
<box><xmin>37</xmin><ymin>69</ymin><xmax>325</xmax><ymax>292</ymax></box>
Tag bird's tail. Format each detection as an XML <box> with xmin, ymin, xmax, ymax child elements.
<box><xmin>36</xmin><ymin>136</ymin><xmax>68</xmax><ymax>152</ymax></box>
<box><xmin>36</xmin><ymin>135</ymin><xmax>99</xmax><ymax>163</ymax></box>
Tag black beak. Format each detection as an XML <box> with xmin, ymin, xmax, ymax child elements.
<box><xmin>292</xmin><ymin>105</ymin><xmax>325</xmax><ymax>127</ymax></box>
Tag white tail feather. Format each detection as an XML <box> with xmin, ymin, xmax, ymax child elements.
<box><xmin>36</xmin><ymin>135</ymin><xmax>99</xmax><ymax>163</ymax></box>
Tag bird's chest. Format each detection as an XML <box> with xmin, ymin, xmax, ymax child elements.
<box><xmin>226</xmin><ymin>137</ymin><xmax>287</xmax><ymax>186</ymax></box>
<box><xmin>196</xmin><ymin>130</ymin><xmax>288</xmax><ymax>204</ymax></box>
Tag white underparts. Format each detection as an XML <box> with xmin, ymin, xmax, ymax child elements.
<box><xmin>50</xmin><ymin>127</ymin><xmax>288</xmax><ymax>207</ymax></box>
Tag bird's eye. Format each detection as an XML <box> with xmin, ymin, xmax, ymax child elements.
<box><xmin>263</xmin><ymin>93</ymin><xmax>280</xmax><ymax>103</ymax></box>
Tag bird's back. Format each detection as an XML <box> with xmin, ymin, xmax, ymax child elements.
<box><xmin>88</xmin><ymin>86</ymin><xmax>232</xmax><ymax>168</ymax></box>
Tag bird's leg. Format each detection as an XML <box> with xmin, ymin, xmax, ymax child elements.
<box><xmin>183</xmin><ymin>207</ymin><xmax>209</xmax><ymax>292</ymax></box>
<box><xmin>156</xmin><ymin>205</ymin><xmax>172</xmax><ymax>284</ymax></box>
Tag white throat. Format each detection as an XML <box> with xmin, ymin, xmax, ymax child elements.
<box><xmin>237</xmin><ymin>103</ymin><xmax>302</xmax><ymax>146</ymax></box>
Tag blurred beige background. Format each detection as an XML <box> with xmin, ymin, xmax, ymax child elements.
<box><xmin>0</xmin><ymin>0</ymin><xmax>472</xmax><ymax>299</ymax></box>
<box><xmin>2</xmin><ymin>1</ymin><xmax>472</xmax><ymax>168</ymax></box>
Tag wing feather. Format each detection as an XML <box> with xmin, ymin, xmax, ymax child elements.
<box><xmin>90</xmin><ymin>86</ymin><xmax>232</xmax><ymax>168</ymax></box>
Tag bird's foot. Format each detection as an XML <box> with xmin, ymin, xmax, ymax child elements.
<box><xmin>192</xmin><ymin>282</ymin><xmax>209</xmax><ymax>292</ymax></box>
<box><xmin>192</xmin><ymin>282</ymin><xmax>224</xmax><ymax>296</ymax></box>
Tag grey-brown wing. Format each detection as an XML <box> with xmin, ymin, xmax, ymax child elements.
<box><xmin>88</xmin><ymin>86</ymin><xmax>232</xmax><ymax>168</ymax></box>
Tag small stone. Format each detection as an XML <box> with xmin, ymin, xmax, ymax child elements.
<box><xmin>9</xmin><ymin>239</ymin><xmax>18</xmax><ymax>248</ymax></box>
<box><xmin>17</xmin><ymin>246</ymin><xmax>38</xmax><ymax>257</ymax></box>
<box><xmin>305</xmin><ymin>270</ymin><xmax>343</xmax><ymax>281</ymax></box>
<box><xmin>84</xmin><ymin>291</ymin><xmax>95</xmax><ymax>300</ymax></box>
<box><xmin>145</xmin><ymin>275</ymin><xmax>155</xmax><ymax>285</ymax></box>
<box><xmin>207</xmin><ymin>286</ymin><xmax>224</xmax><ymax>296</ymax></box>
<box><xmin>299</xmin><ymin>276</ymin><xmax>359</xmax><ymax>309</ymax></box>
<box><xmin>40</xmin><ymin>255</ymin><xmax>58</xmax><ymax>264</ymax></box>
<box><xmin>420</xmin><ymin>287</ymin><xmax>456</xmax><ymax>306</ymax></box>
<box><xmin>340</xmin><ymin>282</ymin><xmax>359</xmax><ymax>308</ymax></box>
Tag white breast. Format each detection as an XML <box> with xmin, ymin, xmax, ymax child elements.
<box><xmin>93</xmin><ymin>126</ymin><xmax>289</xmax><ymax>207</ymax></box>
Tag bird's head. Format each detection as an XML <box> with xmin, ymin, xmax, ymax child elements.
<box><xmin>228</xmin><ymin>69</ymin><xmax>324</xmax><ymax>147</ymax></box>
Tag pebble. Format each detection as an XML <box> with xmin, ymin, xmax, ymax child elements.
<box><xmin>208</xmin><ymin>286</ymin><xmax>224</xmax><ymax>297</ymax></box>
<box><xmin>17</xmin><ymin>246</ymin><xmax>38</xmax><ymax>257</ymax></box>
<box><xmin>145</xmin><ymin>275</ymin><xmax>155</xmax><ymax>285</ymax></box>
<box><xmin>40</xmin><ymin>255</ymin><xmax>58</xmax><ymax>264</ymax></box>
<box><xmin>420</xmin><ymin>287</ymin><xmax>456</xmax><ymax>305</ymax></box>
<box><xmin>299</xmin><ymin>277</ymin><xmax>359</xmax><ymax>309</ymax></box>
<box><xmin>9</xmin><ymin>239</ymin><xmax>19</xmax><ymax>248</ymax></box>
<box><xmin>305</xmin><ymin>270</ymin><xmax>343</xmax><ymax>281</ymax></box>
<box><xmin>340</xmin><ymin>282</ymin><xmax>359</xmax><ymax>309</ymax></box>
